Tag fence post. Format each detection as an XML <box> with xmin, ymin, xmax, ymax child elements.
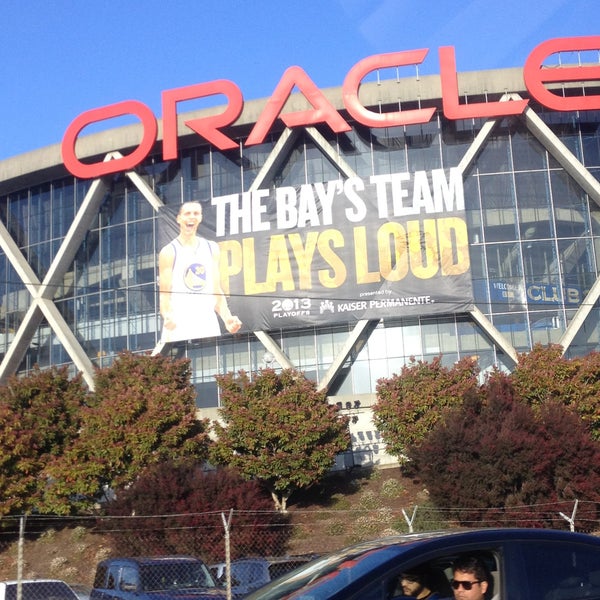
<box><xmin>402</xmin><ymin>506</ymin><xmax>418</xmax><ymax>533</ymax></box>
<box><xmin>559</xmin><ymin>499</ymin><xmax>579</xmax><ymax>532</ymax></box>
<box><xmin>17</xmin><ymin>515</ymin><xmax>26</xmax><ymax>600</ymax></box>
<box><xmin>221</xmin><ymin>509</ymin><xmax>234</xmax><ymax>600</ymax></box>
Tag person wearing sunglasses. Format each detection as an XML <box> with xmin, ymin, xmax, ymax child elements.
<box><xmin>450</xmin><ymin>555</ymin><xmax>491</xmax><ymax>600</ymax></box>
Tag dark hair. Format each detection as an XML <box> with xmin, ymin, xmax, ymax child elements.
<box><xmin>401</xmin><ymin>565</ymin><xmax>431</xmax><ymax>585</ymax></box>
<box><xmin>452</xmin><ymin>554</ymin><xmax>491</xmax><ymax>584</ymax></box>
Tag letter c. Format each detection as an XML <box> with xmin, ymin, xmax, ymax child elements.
<box><xmin>342</xmin><ymin>50</ymin><xmax>435</xmax><ymax>126</ymax></box>
<box><xmin>61</xmin><ymin>100</ymin><xmax>157</xmax><ymax>179</ymax></box>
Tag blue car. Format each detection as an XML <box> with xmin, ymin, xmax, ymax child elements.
<box><xmin>245</xmin><ymin>528</ymin><xmax>600</xmax><ymax>600</ymax></box>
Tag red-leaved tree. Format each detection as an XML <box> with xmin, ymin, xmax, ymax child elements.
<box><xmin>408</xmin><ymin>371</ymin><xmax>600</xmax><ymax>528</ymax></box>
<box><xmin>104</xmin><ymin>462</ymin><xmax>290</xmax><ymax>562</ymax></box>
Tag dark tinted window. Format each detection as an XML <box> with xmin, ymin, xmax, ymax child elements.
<box><xmin>519</xmin><ymin>541</ymin><xmax>600</xmax><ymax>600</ymax></box>
<box><xmin>6</xmin><ymin>582</ymin><xmax>77</xmax><ymax>600</ymax></box>
<box><xmin>93</xmin><ymin>566</ymin><xmax>107</xmax><ymax>589</ymax></box>
<box><xmin>139</xmin><ymin>562</ymin><xmax>214</xmax><ymax>591</ymax></box>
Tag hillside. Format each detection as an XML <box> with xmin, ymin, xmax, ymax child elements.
<box><xmin>0</xmin><ymin>466</ymin><xmax>430</xmax><ymax>586</ymax></box>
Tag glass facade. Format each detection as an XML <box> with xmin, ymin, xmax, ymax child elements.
<box><xmin>1</xmin><ymin>87</ymin><xmax>600</xmax><ymax>415</ymax></box>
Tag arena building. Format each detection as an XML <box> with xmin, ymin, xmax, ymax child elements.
<box><xmin>1</xmin><ymin>36</ymin><xmax>599</xmax><ymax>467</ymax></box>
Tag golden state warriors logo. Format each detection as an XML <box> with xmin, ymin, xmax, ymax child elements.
<box><xmin>184</xmin><ymin>263</ymin><xmax>207</xmax><ymax>291</ymax></box>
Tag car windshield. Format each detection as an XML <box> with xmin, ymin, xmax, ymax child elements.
<box><xmin>246</xmin><ymin>541</ymin><xmax>410</xmax><ymax>600</ymax></box>
<box><xmin>6</xmin><ymin>582</ymin><xmax>76</xmax><ymax>600</ymax></box>
<box><xmin>231</xmin><ymin>561</ymin><xmax>269</xmax><ymax>586</ymax></box>
<box><xmin>140</xmin><ymin>563</ymin><xmax>215</xmax><ymax>591</ymax></box>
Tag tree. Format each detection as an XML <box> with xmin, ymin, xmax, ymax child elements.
<box><xmin>372</xmin><ymin>356</ymin><xmax>480</xmax><ymax>461</ymax></box>
<box><xmin>408</xmin><ymin>372</ymin><xmax>600</xmax><ymax>527</ymax></box>
<box><xmin>43</xmin><ymin>352</ymin><xmax>212</xmax><ymax>514</ymax></box>
<box><xmin>512</xmin><ymin>344</ymin><xmax>600</xmax><ymax>440</ymax></box>
<box><xmin>0</xmin><ymin>366</ymin><xmax>88</xmax><ymax>516</ymax></box>
<box><xmin>104</xmin><ymin>462</ymin><xmax>290</xmax><ymax>562</ymax></box>
<box><xmin>211</xmin><ymin>368</ymin><xmax>350</xmax><ymax>512</ymax></box>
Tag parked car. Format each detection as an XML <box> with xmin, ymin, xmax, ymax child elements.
<box><xmin>210</xmin><ymin>556</ymin><xmax>318</xmax><ymax>597</ymax></box>
<box><xmin>68</xmin><ymin>583</ymin><xmax>91</xmax><ymax>600</ymax></box>
<box><xmin>245</xmin><ymin>528</ymin><xmax>600</xmax><ymax>599</ymax></box>
<box><xmin>0</xmin><ymin>579</ymin><xmax>79</xmax><ymax>600</ymax></box>
<box><xmin>90</xmin><ymin>556</ymin><xmax>226</xmax><ymax>600</ymax></box>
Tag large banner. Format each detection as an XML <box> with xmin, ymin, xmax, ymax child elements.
<box><xmin>157</xmin><ymin>168</ymin><xmax>474</xmax><ymax>342</ymax></box>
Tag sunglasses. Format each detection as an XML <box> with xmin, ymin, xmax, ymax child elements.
<box><xmin>451</xmin><ymin>580</ymin><xmax>481</xmax><ymax>591</ymax></box>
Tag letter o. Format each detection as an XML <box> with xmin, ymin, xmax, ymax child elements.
<box><xmin>61</xmin><ymin>100</ymin><xmax>157</xmax><ymax>179</ymax></box>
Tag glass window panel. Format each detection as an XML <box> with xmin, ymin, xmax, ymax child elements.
<box><xmin>189</xmin><ymin>343</ymin><xmax>218</xmax><ymax>381</ymax></box>
<box><xmin>469</xmin><ymin>243</ymin><xmax>486</xmax><ymax>279</ymax></box>
<box><xmin>380</xmin><ymin>324</ymin><xmax>403</xmax><ymax>360</ymax></box>
<box><xmin>283</xmin><ymin>328</ymin><xmax>316</xmax><ymax>367</ymax></box>
<box><xmin>99</xmin><ymin>185</ymin><xmax>126</xmax><ymax>227</ymax></box>
<box><xmin>195</xmin><ymin>381</ymin><xmax>219</xmax><ymax>408</ymax></box>
<box><xmin>101</xmin><ymin>224</ymin><xmax>127</xmax><ymax>264</ymax></box>
<box><xmin>371</xmin><ymin>125</ymin><xmax>407</xmax><ymax>176</ymax></box>
<box><xmin>400</xmin><ymin>320</ymin><xmax>422</xmax><ymax>357</ymax></box>
<box><xmin>551</xmin><ymin>170</ymin><xmax>590</xmax><ymax>237</ymax></box>
<box><xmin>530</xmin><ymin>310</ymin><xmax>563</xmax><ymax>345</ymax></box>
<box><xmin>475</xmin><ymin>133</ymin><xmax>511</xmax><ymax>173</ymax></box>
<box><xmin>406</xmin><ymin>119</ymin><xmax>441</xmax><ymax>172</ymax></box>
<box><xmin>510</xmin><ymin>129</ymin><xmax>547</xmax><ymax>171</ymax></box>
<box><xmin>212</xmin><ymin>150</ymin><xmax>242</xmax><ymax>196</ymax></box>
<box><xmin>582</xmin><ymin>122</ymin><xmax>600</xmax><ymax>167</ymax></box>
<box><xmin>492</xmin><ymin>311</ymin><xmax>531</xmax><ymax>350</ymax></box>
<box><xmin>274</xmin><ymin>144</ymin><xmax>307</xmax><ymax>187</ymax></box>
<box><xmin>522</xmin><ymin>240</ymin><xmax>559</xmax><ymax>281</ymax></box>
<box><xmin>75</xmin><ymin>179</ymin><xmax>92</xmax><ymax>211</ymax></box>
<box><xmin>337</xmin><ymin>128</ymin><xmax>372</xmax><ymax>178</ymax></box>
<box><xmin>28</xmin><ymin>241</ymin><xmax>52</xmax><ymax>281</ymax></box>
<box><xmin>542</xmin><ymin>111</ymin><xmax>582</xmax><ymax>162</ymax></box>
<box><xmin>317</xmin><ymin>326</ymin><xmax>349</xmax><ymax>365</ymax></box>
<box><xmin>240</xmin><ymin>142</ymin><xmax>275</xmax><ymax>191</ymax></box>
<box><xmin>222</xmin><ymin>336</ymin><xmax>250</xmax><ymax>372</ymax></box>
<box><xmin>515</xmin><ymin>171</ymin><xmax>553</xmax><ymax>239</ymax></box>
<box><xmin>126</xmin><ymin>188</ymin><xmax>155</xmax><ymax>221</ymax></box>
<box><xmin>486</xmin><ymin>242</ymin><xmax>523</xmax><ymax>279</ymax></box>
<box><xmin>568</xmin><ymin>306</ymin><xmax>600</xmax><ymax>356</ymax></box>
<box><xmin>127</xmin><ymin>219</ymin><xmax>155</xmax><ymax>285</ymax></box>
<box><xmin>305</xmin><ymin>140</ymin><xmax>342</xmax><ymax>183</ymax></box>
<box><xmin>364</xmin><ymin>327</ymin><xmax>388</xmax><ymax>360</ymax></box>
<box><xmin>29</xmin><ymin>185</ymin><xmax>51</xmax><ymax>245</ymax></box>
<box><xmin>351</xmin><ymin>359</ymin><xmax>373</xmax><ymax>394</ymax></box>
<box><xmin>151</xmin><ymin>160</ymin><xmax>183</xmax><ymax>205</ymax></box>
<box><xmin>456</xmin><ymin>319</ymin><xmax>491</xmax><ymax>354</ymax></box>
<box><xmin>479</xmin><ymin>174</ymin><xmax>518</xmax><ymax>242</ymax></box>
<box><xmin>369</xmin><ymin>358</ymin><xmax>390</xmax><ymax>387</ymax></box>
<box><xmin>558</xmin><ymin>238</ymin><xmax>596</xmax><ymax>296</ymax></box>
<box><xmin>422</xmin><ymin>317</ymin><xmax>457</xmax><ymax>354</ymax></box>
<box><xmin>52</xmin><ymin>180</ymin><xmax>76</xmax><ymax>239</ymax></box>
<box><xmin>8</xmin><ymin>190</ymin><xmax>28</xmax><ymax>247</ymax></box>
<box><xmin>590</xmin><ymin>194</ymin><xmax>600</xmax><ymax>236</ymax></box>
<box><xmin>441</xmin><ymin>118</ymin><xmax>476</xmax><ymax>169</ymax></box>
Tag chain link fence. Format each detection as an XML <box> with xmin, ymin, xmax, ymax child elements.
<box><xmin>0</xmin><ymin>501</ymin><xmax>598</xmax><ymax>599</ymax></box>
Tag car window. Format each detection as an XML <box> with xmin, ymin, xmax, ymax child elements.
<box><xmin>120</xmin><ymin>567</ymin><xmax>138</xmax><ymax>591</ymax></box>
<box><xmin>106</xmin><ymin>566</ymin><xmax>120</xmax><ymax>590</ymax></box>
<box><xmin>347</xmin><ymin>549</ymin><xmax>501</xmax><ymax>600</ymax></box>
<box><xmin>231</xmin><ymin>561</ymin><xmax>269</xmax><ymax>586</ymax></box>
<box><xmin>6</xmin><ymin>581</ymin><xmax>77</xmax><ymax>600</ymax></box>
<box><xmin>517</xmin><ymin>540</ymin><xmax>600</xmax><ymax>600</ymax></box>
<box><xmin>93</xmin><ymin>566</ymin><xmax>108</xmax><ymax>589</ymax></box>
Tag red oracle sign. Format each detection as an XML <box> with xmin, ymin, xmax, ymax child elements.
<box><xmin>62</xmin><ymin>36</ymin><xmax>600</xmax><ymax>179</ymax></box>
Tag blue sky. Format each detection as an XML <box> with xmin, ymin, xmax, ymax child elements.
<box><xmin>1</xmin><ymin>0</ymin><xmax>598</xmax><ymax>161</ymax></box>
